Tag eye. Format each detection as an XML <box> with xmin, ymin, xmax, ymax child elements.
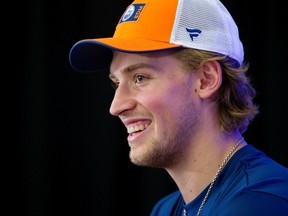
<box><xmin>135</xmin><ymin>74</ymin><xmax>146</xmax><ymax>84</ymax></box>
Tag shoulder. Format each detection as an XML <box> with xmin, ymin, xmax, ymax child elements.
<box><xmin>237</xmin><ymin>145</ymin><xmax>288</xmax><ymax>190</ymax></box>
<box><xmin>232</xmin><ymin>144</ymin><xmax>288</xmax><ymax>182</ymax></box>
<box><xmin>209</xmin><ymin>145</ymin><xmax>288</xmax><ymax>215</ymax></box>
<box><xmin>214</xmin><ymin>190</ymin><xmax>288</xmax><ymax>216</ymax></box>
<box><xmin>150</xmin><ymin>190</ymin><xmax>182</xmax><ymax>216</ymax></box>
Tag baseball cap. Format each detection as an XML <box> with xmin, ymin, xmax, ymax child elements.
<box><xmin>69</xmin><ymin>0</ymin><xmax>244</xmax><ymax>73</ymax></box>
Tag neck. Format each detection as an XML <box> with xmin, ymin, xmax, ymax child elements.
<box><xmin>166</xmin><ymin>133</ymin><xmax>246</xmax><ymax>203</ymax></box>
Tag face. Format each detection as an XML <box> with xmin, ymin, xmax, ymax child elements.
<box><xmin>109</xmin><ymin>50</ymin><xmax>201</xmax><ymax>168</ymax></box>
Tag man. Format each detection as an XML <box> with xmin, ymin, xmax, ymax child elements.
<box><xmin>69</xmin><ymin>0</ymin><xmax>288</xmax><ymax>215</ymax></box>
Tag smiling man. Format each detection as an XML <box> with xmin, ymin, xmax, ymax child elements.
<box><xmin>69</xmin><ymin>0</ymin><xmax>288</xmax><ymax>215</ymax></box>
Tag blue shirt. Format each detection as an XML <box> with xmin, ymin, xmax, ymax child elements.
<box><xmin>150</xmin><ymin>145</ymin><xmax>288</xmax><ymax>216</ymax></box>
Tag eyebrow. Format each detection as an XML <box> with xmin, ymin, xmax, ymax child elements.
<box><xmin>109</xmin><ymin>63</ymin><xmax>156</xmax><ymax>79</ymax></box>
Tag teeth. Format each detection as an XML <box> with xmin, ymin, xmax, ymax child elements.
<box><xmin>127</xmin><ymin>124</ymin><xmax>149</xmax><ymax>134</ymax></box>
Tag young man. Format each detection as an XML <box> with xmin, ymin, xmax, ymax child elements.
<box><xmin>69</xmin><ymin>0</ymin><xmax>288</xmax><ymax>215</ymax></box>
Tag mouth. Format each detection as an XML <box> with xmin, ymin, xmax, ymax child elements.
<box><xmin>123</xmin><ymin>118</ymin><xmax>152</xmax><ymax>144</ymax></box>
<box><xmin>127</xmin><ymin>123</ymin><xmax>149</xmax><ymax>136</ymax></box>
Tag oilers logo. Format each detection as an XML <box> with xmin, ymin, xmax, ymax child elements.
<box><xmin>119</xmin><ymin>3</ymin><xmax>146</xmax><ymax>23</ymax></box>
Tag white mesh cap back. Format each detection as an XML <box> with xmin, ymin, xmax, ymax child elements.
<box><xmin>171</xmin><ymin>0</ymin><xmax>244</xmax><ymax>65</ymax></box>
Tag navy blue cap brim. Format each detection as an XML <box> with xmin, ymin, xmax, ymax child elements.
<box><xmin>69</xmin><ymin>40</ymin><xmax>113</xmax><ymax>73</ymax></box>
<box><xmin>69</xmin><ymin>39</ymin><xmax>183</xmax><ymax>73</ymax></box>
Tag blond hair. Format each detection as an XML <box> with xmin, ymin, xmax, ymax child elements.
<box><xmin>174</xmin><ymin>48</ymin><xmax>259</xmax><ymax>134</ymax></box>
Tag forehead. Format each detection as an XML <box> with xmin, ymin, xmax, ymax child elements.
<box><xmin>109</xmin><ymin>50</ymin><xmax>180</xmax><ymax>77</ymax></box>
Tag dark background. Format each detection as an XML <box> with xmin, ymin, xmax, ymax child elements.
<box><xmin>2</xmin><ymin>0</ymin><xmax>287</xmax><ymax>215</ymax></box>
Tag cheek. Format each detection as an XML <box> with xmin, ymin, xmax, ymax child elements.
<box><xmin>141</xmin><ymin>86</ymin><xmax>190</xmax><ymax>118</ymax></box>
<box><xmin>140</xmin><ymin>87</ymin><xmax>177</xmax><ymax>109</ymax></box>
<box><xmin>138</xmin><ymin>75</ymin><xmax>197</xmax><ymax>115</ymax></box>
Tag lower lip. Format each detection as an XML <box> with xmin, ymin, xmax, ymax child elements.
<box><xmin>127</xmin><ymin>128</ymin><xmax>148</xmax><ymax>144</ymax></box>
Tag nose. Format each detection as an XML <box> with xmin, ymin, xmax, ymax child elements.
<box><xmin>109</xmin><ymin>84</ymin><xmax>136</xmax><ymax>116</ymax></box>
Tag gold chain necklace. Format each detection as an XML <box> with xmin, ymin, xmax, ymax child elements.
<box><xmin>183</xmin><ymin>137</ymin><xmax>244</xmax><ymax>216</ymax></box>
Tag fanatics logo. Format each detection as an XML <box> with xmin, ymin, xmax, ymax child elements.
<box><xmin>119</xmin><ymin>3</ymin><xmax>146</xmax><ymax>23</ymax></box>
<box><xmin>186</xmin><ymin>28</ymin><xmax>202</xmax><ymax>41</ymax></box>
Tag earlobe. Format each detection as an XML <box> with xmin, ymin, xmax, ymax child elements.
<box><xmin>198</xmin><ymin>60</ymin><xmax>222</xmax><ymax>99</ymax></box>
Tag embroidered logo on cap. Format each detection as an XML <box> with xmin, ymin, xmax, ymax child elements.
<box><xmin>119</xmin><ymin>3</ymin><xmax>146</xmax><ymax>23</ymax></box>
<box><xmin>186</xmin><ymin>28</ymin><xmax>202</xmax><ymax>41</ymax></box>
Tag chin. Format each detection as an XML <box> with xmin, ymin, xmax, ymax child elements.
<box><xmin>130</xmin><ymin>151</ymin><xmax>152</xmax><ymax>167</ymax></box>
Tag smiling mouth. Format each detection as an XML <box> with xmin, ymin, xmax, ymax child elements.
<box><xmin>127</xmin><ymin>123</ymin><xmax>149</xmax><ymax>135</ymax></box>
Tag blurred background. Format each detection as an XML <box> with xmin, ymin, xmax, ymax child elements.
<box><xmin>2</xmin><ymin>0</ymin><xmax>287</xmax><ymax>215</ymax></box>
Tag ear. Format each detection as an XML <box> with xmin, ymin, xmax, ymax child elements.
<box><xmin>198</xmin><ymin>60</ymin><xmax>222</xmax><ymax>99</ymax></box>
